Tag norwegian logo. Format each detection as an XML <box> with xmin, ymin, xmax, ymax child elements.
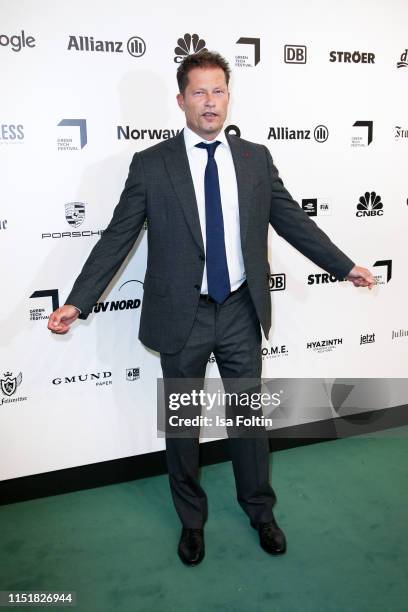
<box><xmin>65</xmin><ymin>202</ymin><xmax>85</xmax><ymax>228</ymax></box>
<box><xmin>356</xmin><ymin>191</ymin><xmax>383</xmax><ymax>217</ymax></box>
<box><xmin>174</xmin><ymin>33</ymin><xmax>207</xmax><ymax>63</ymax></box>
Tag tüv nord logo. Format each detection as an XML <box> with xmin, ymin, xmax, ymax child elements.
<box><xmin>356</xmin><ymin>191</ymin><xmax>383</xmax><ymax>217</ymax></box>
<box><xmin>174</xmin><ymin>33</ymin><xmax>207</xmax><ymax>62</ymax></box>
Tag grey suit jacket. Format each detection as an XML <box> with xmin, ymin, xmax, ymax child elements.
<box><xmin>66</xmin><ymin>130</ymin><xmax>354</xmax><ymax>354</ymax></box>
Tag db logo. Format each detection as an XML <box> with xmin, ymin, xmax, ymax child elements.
<box><xmin>269</xmin><ymin>273</ymin><xmax>286</xmax><ymax>291</ymax></box>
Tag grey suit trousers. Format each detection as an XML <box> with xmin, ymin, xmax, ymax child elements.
<box><xmin>160</xmin><ymin>282</ymin><xmax>276</xmax><ymax>528</ymax></box>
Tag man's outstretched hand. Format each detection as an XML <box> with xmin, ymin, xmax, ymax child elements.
<box><xmin>346</xmin><ymin>265</ymin><xmax>376</xmax><ymax>289</ymax></box>
<box><xmin>48</xmin><ymin>305</ymin><xmax>80</xmax><ymax>334</ymax></box>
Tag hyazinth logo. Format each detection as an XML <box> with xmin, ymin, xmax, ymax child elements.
<box><xmin>356</xmin><ymin>191</ymin><xmax>383</xmax><ymax>217</ymax></box>
<box><xmin>174</xmin><ymin>33</ymin><xmax>207</xmax><ymax>63</ymax></box>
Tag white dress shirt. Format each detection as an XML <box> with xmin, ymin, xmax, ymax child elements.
<box><xmin>183</xmin><ymin>125</ymin><xmax>246</xmax><ymax>294</ymax></box>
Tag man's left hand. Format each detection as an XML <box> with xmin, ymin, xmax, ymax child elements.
<box><xmin>346</xmin><ymin>265</ymin><xmax>376</xmax><ymax>289</ymax></box>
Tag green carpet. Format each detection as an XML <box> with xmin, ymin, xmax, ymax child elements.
<box><xmin>1</xmin><ymin>427</ymin><xmax>407</xmax><ymax>612</ymax></box>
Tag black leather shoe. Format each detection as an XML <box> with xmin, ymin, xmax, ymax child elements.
<box><xmin>178</xmin><ymin>528</ymin><xmax>205</xmax><ymax>566</ymax></box>
<box><xmin>250</xmin><ymin>516</ymin><xmax>287</xmax><ymax>555</ymax></box>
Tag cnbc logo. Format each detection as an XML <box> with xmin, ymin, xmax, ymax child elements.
<box><xmin>356</xmin><ymin>191</ymin><xmax>383</xmax><ymax>217</ymax></box>
<box><xmin>174</xmin><ymin>33</ymin><xmax>207</xmax><ymax>63</ymax></box>
<box><xmin>57</xmin><ymin>119</ymin><xmax>87</xmax><ymax>151</ymax></box>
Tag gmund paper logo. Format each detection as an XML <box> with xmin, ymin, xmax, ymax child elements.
<box><xmin>117</xmin><ymin>126</ymin><xmax>181</xmax><ymax>140</ymax></box>
<box><xmin>52</xmin><ymin>372</ymin><xmax>112</xmax><ymax>386</ymax></box>
<box><xmin>356</xmin><ymin>191</ymin><xmax>383</xmax><ymax>217</ymax></box>
<box><xmin>174</xmin><ymin>33</ymin><xmax>207</xmax><ymax>62</ymax></box>
<box><xmin>67</xmin><ymin>35</ymin><xmax>146</xmax><ymax>57</ymax></box>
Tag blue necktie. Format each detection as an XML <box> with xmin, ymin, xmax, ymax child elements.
<box><xmin>195</xmin><ymin>141</ymin><xmax>231</xmax><ymax>304</ymax></box>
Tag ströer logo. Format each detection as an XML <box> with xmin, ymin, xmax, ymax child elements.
<box><xmin>356</xmin><ymin>192</ymin><xmax>383</xmax><ymax>217</ymax></box>
<box><xmin>174</xmin><ymin>33</ymin><xmax>207</xmax><ymax>63</ymax></box>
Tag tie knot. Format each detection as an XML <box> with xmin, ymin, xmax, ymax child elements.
<box><xmin>195</xmin><ymin>140</ymin><xmax>221</xmax><ymax>158</ymax></box>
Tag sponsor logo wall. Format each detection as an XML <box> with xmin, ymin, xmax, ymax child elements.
<box><xmin>1</xmin><ymin>0</ymin><xmax>407</xmax><ymax>482</ymax></box>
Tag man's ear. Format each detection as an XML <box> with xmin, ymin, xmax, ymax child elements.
<box><xmin>176</xmin><ymin>93</ymin><xmax>185</xmax><ymax>111</ymax></box>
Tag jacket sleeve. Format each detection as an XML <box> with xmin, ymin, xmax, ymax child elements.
<box><xmin>65</xmin><ymin>152</ymin><xmax>147</xmax><ymax>318</ymax></box>
<box><xmin>265</xmin><ymin>145</ymin><xmax>354</xmax><ymax>279</ymax></box>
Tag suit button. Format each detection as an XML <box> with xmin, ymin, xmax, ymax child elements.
<box><xmin>199</xmin><ymin>254</ymin><xmax>205</xmax><ymax>261</ymax></box>
<box><xmin>194</xmin><ymin>284</ymin><xmax>201</xmax><ymax>291</ymax></box>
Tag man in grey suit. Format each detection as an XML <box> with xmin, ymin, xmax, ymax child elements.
<box><xmin>48</xmin><ymin>51</ymin><xmax>374</xmax><ymax>566</ymax></box>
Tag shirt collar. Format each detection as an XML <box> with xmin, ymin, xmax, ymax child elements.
<box><xmin>183</xmin><ymin>125</ymin><xmax>229</xmax><ymax>151</ymax></box>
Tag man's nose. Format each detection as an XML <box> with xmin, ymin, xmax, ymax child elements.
<box><xmin>204</xmin><ymin>94</ymin><xmax>216</xmax><ymax>106</ymax></box>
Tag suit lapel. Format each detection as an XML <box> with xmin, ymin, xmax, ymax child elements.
<box><xmin>226</xmin><ymin>133</ymin><xmax>253</xmax><ymax>248</ymax></box>
<box><xmin>162</xmin><ymin>131</ymin><xmax>204</xmax><ymax>252</ymax></box>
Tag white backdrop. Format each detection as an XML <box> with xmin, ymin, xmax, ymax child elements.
<box><xmin>1</xmin><ymin>0</ymin><xmax>407</xmax><ymax>481</ymax></box>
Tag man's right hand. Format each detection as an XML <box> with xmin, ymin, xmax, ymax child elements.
<box><xmin>48</xmin><ymin>305</ymin><xmax>80</xmax><ymax>335</ymax></box>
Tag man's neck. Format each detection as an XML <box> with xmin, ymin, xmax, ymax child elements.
<box><xmin>186</xmin><ymin>125</ymin><xmax>224</xmax><ymax>142</ymax></box>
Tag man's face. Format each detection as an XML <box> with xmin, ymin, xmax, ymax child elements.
<box><xmin>177</xmin><ymin>67</ymin><xmax>230</xmax><ymax>140</ymax></box>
